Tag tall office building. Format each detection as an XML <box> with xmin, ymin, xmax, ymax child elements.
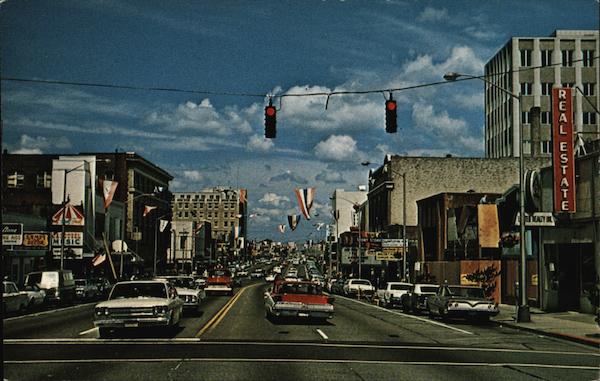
<box><xmin>485</xmin><ymin>30</ymin><xmax>600</xmax><ymax>158</ymax></box>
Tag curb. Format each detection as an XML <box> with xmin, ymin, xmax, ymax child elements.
<box><xmin>492</xmin><ymin>319</ymin><xmax>600</xmax><ymax>348</ymax></box>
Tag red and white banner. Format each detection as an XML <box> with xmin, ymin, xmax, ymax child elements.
<box><xmin>92</xmin><ymin>253</ymin><xmax>106</xmax><ymax>267</ymax></box>
<box><xmin>239</xmin><ymin>189</ymin><xmax>247</xmax><ymax>203</ymax></box>
<box><xmin>100</xmin><ymin>180</ymin><xmax>118</xmax><ymax>210</ymax></box>
<box><xmin>294</xmin><ymin>187</ymin><xmax>315</xmax><ymax>220</ymax></box>
<box><xmin>552</xmin><ymin>88</ymin><xmax>576</xmax><ymax>213</ymax></box>
<box><xmin>278</xmin><ymin>224</ymin><xmax>286</xmax><ymax>233</ymax></box>
<box><xmin>51</xmin><ymin>204</ymin><xmax>85</xmax><ymax>226</ymax></box>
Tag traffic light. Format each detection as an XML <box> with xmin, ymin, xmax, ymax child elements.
<box><xmin>385</xmin><ymin>97</ymin><xmax>397</xmax><ymax>133</ymax></box>
<box><xmin>265</xmin><ymin>100</ymin><xmax>277</xmax><ymax>139</ymax></box>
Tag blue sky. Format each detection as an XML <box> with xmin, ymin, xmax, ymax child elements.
<box><xmin>1</xmin><ymin>0</ymin><xmax>597</xmax><ymax>241</ymax></box>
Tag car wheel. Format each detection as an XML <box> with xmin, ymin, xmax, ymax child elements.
<box><xmin>428</xmin><ymin>308</ymin><xmax>435</xmax><ymax>319</ymax></box>
<box><xmin>28</xmin><ymin>298</ymin><xmax>35</xmax><ymax>310</ymax></box>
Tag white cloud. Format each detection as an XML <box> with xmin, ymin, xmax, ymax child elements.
<box><xmin>146</xmin><ymin>98</ymin><xmax>254</xmax><ymax>136</ymax></box>
<box><xmin>418</xmin><ymin>7</ymin><xmax>448</xmax><ymax>22</ymax></box>
<box><xmin>182</xmin><ymin>170</ymin><xmax>203</xmax><ymax>181</ymax></box>
<box><xmin>259</xmin><ymin>193</ymin><xmax>290</xmax><ymax>207</ymax></box>
<box><xmin>412</xmin><ymin>103</ymin><xmax>467</xmax><ymax>136</ymax></box>
<box><xmin>247</xmin><ymin>134</ymin><xmax>274</xmax><ymax>151</ymax></box>
<box><xmin>315</xmin><ymin>170</ymin><xmax>346</xmax><ymax>184</ymax></box>
<box><xmin>314</xmin><ymin>135</ymin><xmax>361</xmax><ymax>161</ymax></box>
<box><xmin>399</xmin><ymin>45</ymin><xmax>484</xmax><ymax>84</ymax></box>
<box><xmin>9</xmin><ymin>134</ymin><xmax>72</xmax><ymax>154</ymax></box>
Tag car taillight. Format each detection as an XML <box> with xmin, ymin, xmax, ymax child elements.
<box><xmin>327</xmin><ymin>297</ymin><xmax>335</xmax><ymax>304</ymax></box>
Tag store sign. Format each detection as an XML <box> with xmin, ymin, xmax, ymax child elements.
<box><xmin>52</xmin><ymin>247</ymin><xmax>83</xmax><ymax>259</ymax></box>
<box><xmin>2</xmin><ymin>223</ymin><xmax>23</xmax><ymax>245</ymax></box>
<box><xmin>51</xmin><ymin>232</ymin><xmax>84</xmax><ymax>246</ymax></box>
<box><xmin>22</xmin><ymin>233</ymin><xmax>51</xmax><ymax>249</ymax></box>
<box><xmin>552</xmin><ymin>88</ymin><xmax>576</xmax><ymax>213</ymax></box>
<box><xmin>514</xmin><ymin>212</ymin><xmax>556</xmax><ymax>227</ymax></box>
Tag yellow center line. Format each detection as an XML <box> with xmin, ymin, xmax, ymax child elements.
<box><xmin>195</xmin><ymin>283</ymin><xmax>262</xmax><ymax>338</ymax></box>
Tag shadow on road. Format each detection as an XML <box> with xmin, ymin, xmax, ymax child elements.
<box><xmin>99</xmin><ymin>325</ymin><xmax>185</xmax><ymax>339</ymax></box>
<box><xmin>266</xmin><ymin>316</ymin><xmax>335</xmax><ymax>326</ymax></box>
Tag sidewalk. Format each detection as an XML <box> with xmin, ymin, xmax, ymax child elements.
<box><xmin>493</xmin><ymin>304</ymin><xmax>600</xmax><ymax>347</ymax></box>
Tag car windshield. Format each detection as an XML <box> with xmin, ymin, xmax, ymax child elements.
<box><xmin>110</xmin><ymin>283</ymin><xmax>167</xmax><ymax>299</ymax></box>
<box><xmin>352</xmin><ymin>280</ymin><xmax>371</xmax><ymax>286</ymax></box>
<box><xmin>390</xmin><ymin>284</ymin><xmax>411</xmax><ymax>290</ymax></box>
<box><xmin>420</xmin><ymin>286</ymin><xmax>438</xmax><ymax>293</ymax></box>
<box><xmin>210</xmin><ymin>270</ymin><xmax>231</xmax><ymax>277</ymax></box>
<box><xmin>168</xmin><ymin>278</ymin><xmax>195</xmax><ymax>288</ymax></box>
<box><xmin>448</xmin><ymin>287</ymin><xmax>485</xmax><ymax>298</ymax></box>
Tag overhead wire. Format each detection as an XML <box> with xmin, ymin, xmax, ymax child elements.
<box><xmin>2</xmin><ymin>55</ymin><xmax>599</xmax><ymax>101</ymax></box>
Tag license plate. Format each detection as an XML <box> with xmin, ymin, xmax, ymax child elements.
<box><xmin>124</xmin><ymin>323</ymin><xmax>138</xmax><ymax>327</ymax></box>
<box><xmin>298</xmin><ymin>312</ymin><xmax>309</xmax><ymax>317</ymax></box>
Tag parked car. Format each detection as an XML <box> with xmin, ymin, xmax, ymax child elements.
<box><xmin>401</xmin><ymin>283</ymin><xmax>438</xmax><ymax>314</ymax></box>
<box><xmin>264</xmin><ymin>279</ymin><xmax>334</xmax><ymax>321</ymax></box>
<box><xmin>3</xmin><ymin>281</ymin><xmax>29</xmax><ymax>314</ymax></box>
<box><xmin>25</xmin><ymin>270</ymin><xmax>76</xmax><ymax>304</ymax></box>
<box><xmin>22</xmin><ymin>284</ymin><xmax>47</xmax><ymax>308</ymax></box>
<box><xmin>265</xmin><ymin>273</ymin><xmax>276</xmax><ymax>282</ymax></box>
<box><xmin>343</xmin><ymin>279</ymin><xmax>375</xmax><ymax>297</ymax></box>
<box><xmin>376</xmin><ymin>282</ymin><xmax>412</xmax><ymax>308</ymax></box>
<box><xmin>427</xmin><ymin>285</ymin><xmax>499</xmax><ymax>321</ymax></box>
<box><xmin>75</xmin><ymin>279</ymin><xmax>100</xmax><ymax>300</ymax></box>
<box><xmin>155</xmin><ymin>276</ymin><xmax>205</xmax><ymax>315</ymax></box>
<box><xmin>236</xmin><ymin>269</ymin><xmax>249</xmax><ymax>278</ymax></box>
<box><xmin>94</xmin><ymin>280</ymin><xmax>184</xmax><ymax>338</ymax></box>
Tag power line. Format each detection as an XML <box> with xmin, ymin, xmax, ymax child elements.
<box><xmin>2</xmin><ymin>55</ymin><xmax>599</xmax><ymax>100</ymax></box>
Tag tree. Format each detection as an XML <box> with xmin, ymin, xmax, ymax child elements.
<box><xmin>464</xmin><ymin>265</ymin><xmax>501</xmax><ymax>298</ymax></box>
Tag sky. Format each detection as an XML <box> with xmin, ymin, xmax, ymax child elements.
<box><xmin>1</xmin><ymin>0</ymin><xmax>598</xmax><ymax>241</ymax></box>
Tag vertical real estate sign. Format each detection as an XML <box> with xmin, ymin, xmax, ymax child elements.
<box><xmin>552</xmin><ymin>88</ymin><xmax>576</xmax><ymax>213</ymax></box>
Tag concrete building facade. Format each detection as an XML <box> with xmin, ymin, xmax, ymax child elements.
<box><xmin>485</xmin><ymin>30</ymin><xmax>600</xmax><ymax>158</ymax></box>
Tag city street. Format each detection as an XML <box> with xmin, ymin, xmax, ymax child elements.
<box><xmin>4</xmin><ymin>269</ymin><xmax>599</xmax><ymax>380</ymax></box>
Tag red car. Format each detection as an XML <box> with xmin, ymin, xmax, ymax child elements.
<box><xmin>205</xmin><ymin>269</ymin><xmax>233</xmax><ymax>295</ymax></box>
<box><xmin>264</xmin><ymin>278</ymin><xmax>334</xmax><ymax>321</ymax></box>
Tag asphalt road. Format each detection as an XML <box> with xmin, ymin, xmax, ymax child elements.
<box><xmin>4</xmin><ymin>265</ymin><xmax>600</xmax><ymax>380</ymax></box>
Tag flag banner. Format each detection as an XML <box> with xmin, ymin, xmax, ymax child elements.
<box><xmin>100</xmin><ymin>179</ymin><xmax>119</xmax><ymax>210</ymax></box>
<box><xmin>315</xmin><ymin>222</ymin><xmax>325</xmax><ymax>231</ymax></box>
<box><xmin>153</xmin><ymin>186</ymin><xmax>164</xmax><ymax>194</ymax></box>
<box><xmin>194</xmin><ymin>222</ymin><xmax>204</xmax><ymax>234</ymax></box>
<box><xmin>143</xmin><ymin>205</ymin><xmax>157</xmax><ymax>217</ymax></box>
<box><xmin>239</xmin><ymin>189</ymin><xmax>247</xmax><ymax>203</ymax></box>
<box><xmin>294</xmin><ymin>187</ymin><xmax>315</xmax><ymax>220</ymax></box>
<box><xmin>333</xmin><ymin>209</ymin><xmax>340</xmax><ymax>221</ymax></box>
<box><xmin>278</xmin><ymin>224</ymin><xmax>286</xmax><ymax>233</ymax></box>
<box><xmin>51</xmin><ymin>204</ymin><xmax>85</xmax><ymax>226</ymax></box>
<box><xmin>92</xmin><ymin>253</ymin><xmax>106</xmax><ymax>267</ymax></box>
<box><xmin>477</xmin><ymin>204</ymin><xmax>500</xmax><ymax>248</ymax></box>
<box><xmin>159</xmin><ymin>219</ymin><xmax>170</xmax><ymax>233</ymax></box>
<box><xmin>233</xmin><ymin>225</ymin><xmax>240</xmax><ymax>239</ymax></box>
<box><xmin>288</xmin><ymin>214</ymin><xmax>301</xmax><ymax>231</ymax></box>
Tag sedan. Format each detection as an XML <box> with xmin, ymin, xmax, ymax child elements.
<box><xmin>427</xmin><ymin>285</ymin><xmax>499</xmax><ymax>321</ymax></box>
<box><xmin>94</xmin><ymin>280</ymin><xmax>184</xmax><ymax>338</ymax></box>
<box><xmin>22</xmin><ymin>284</ymin><xmax>46</xmax><ymax>309</ymax></box>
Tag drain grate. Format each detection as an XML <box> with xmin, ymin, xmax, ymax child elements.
<box><xmin>278</xmin><ymin>331</ymin><xmax>290</xmax><ymax>334</ymax></box>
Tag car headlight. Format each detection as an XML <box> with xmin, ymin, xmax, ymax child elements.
<box><xmin>153</xmin><ymin>306</ymin><xmax>169</xmax><ymax>315</ymax></box>
<box><xmin>95</xmin><ymin>307</ymin><xmax>109</xmax><ymax>316</ymax></box>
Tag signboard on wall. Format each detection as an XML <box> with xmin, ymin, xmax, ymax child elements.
<box><xmin>552</xmin><ymin>87</ymin><xmax>576</xmax><ymax>213</ymax></box>
<box><xmin>2</xmin><ymin>223</ymin><xmax>23</xmax><ymax>245</ymax></box>
<box><xmin>51</xmin><ymin>232</ymin><xmax>84</xmax><ymax>246</ymax></box>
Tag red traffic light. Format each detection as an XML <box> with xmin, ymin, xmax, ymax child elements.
<box><xmin>386</xmin><ymin>100</ymin><xmax>397</xmax><ymax>111</ymax></box>
<box><xmin>265</xmin><ymin>106</ymin><xmax>276</xmax><ymax>117</ymax></box>
<box><xmin>385</xmin><ymin>99</ymin><xmax>397</xmax><ymax>133</ymax></box>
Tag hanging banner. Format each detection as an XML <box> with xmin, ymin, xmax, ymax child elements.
<box><xmin>552</xmin><ymin>87</ymin><xmax>576</xmax><ymax>213</ymax></box>
<box><xmin>477</xmin><ymin>204</ymin><xmax>500</xmax><ymax>248</ymax></box>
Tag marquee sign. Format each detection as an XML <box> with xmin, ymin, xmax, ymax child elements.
<box><xmin>552</xmin><ymin>88</ymin><xmax>576</xmax><ymax>213</ymax></box>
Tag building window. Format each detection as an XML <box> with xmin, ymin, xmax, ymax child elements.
<box><xmin>582</xmin><ymin>49</ymin><xmax>594</xmax><ymax>67</ymax></box>
<box><xmin>583</xmin><ymin>112</ymin><xmax>597</xmax><ymax>124</ymax></box>
<box><xmin>6</xmin><ymin>172</ymin><xmax>24</xmax><ymax>188</ymax></box>
<box><xmin>541</xmin><ymin>111</ymin><xmax>552</xmax><ymax>124</ymax></box>
<box><xmin>523</xmin><ymin>140</ymin><xmax>531</xmax><ymax>155</ymax></box>
<box><xmin>520</xmin><ymin>49</ymin><xmax>532</xmax><ymax>67</ymax></box>
<box><xmin>521</xmin><ymin>111</ymin><xmax>530</xmax><ymax>124</ymax></box>
<box><xmin>224</xmin><ymin>221</ymin><xmax>229</xmax><ymax>227</ymax></box>
<box><xmin>561</xmin><ymin>50</ymin><xmax>574</xmax><ymax>67</ymax></box>
<box><xmin>36</xmin><ymin>172</ymin><xmax>52</xmax><ymax>188</ymax></box>
<box><xmin>520</xmin><ymin>82</ymin><xmax>532</xmax><ymax>95</ymax></box>
<box><xmin>583</xmin><ymin>83</ymin><xmax>595</xmax><ymax>96</ymax></box>
<box><xmin>541</xmin><ymin>83</ymin><xmax>553</xmax><ymax>95</ymax></box>
<box><xmin>541</xmin><ymin>50</ymin><xmax>552</xmax><ymax>67</ymax></box>
<box><xmin>540</xmin><ymin>141</ymin><xmax>552</xmax><ymax>155</ymax></box>
<box><xmin>562</xmin><ymin>82</ymin><xmax>574</xmax><ymax>89</ymax></box>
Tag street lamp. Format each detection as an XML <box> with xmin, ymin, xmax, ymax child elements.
<box><xmin>59</xmin><ymin>158</ymin><xmax>110</xmax><ymax>270</ymax></box>
<box><xmin>444</xmin><ymin>71</ymin><xmax>530</xmax><ymax>323</ymax></box>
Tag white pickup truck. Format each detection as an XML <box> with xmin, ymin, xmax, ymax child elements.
<box><xmin>376</xmin><ymin>282</ymin><xmax>412</xmax><ymax>308</ymax></box>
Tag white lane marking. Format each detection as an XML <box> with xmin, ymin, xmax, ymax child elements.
<box><xmin>3</xmin><ymin>358</ymin><xmax>597</xmax><ymax>370</ymax></box>
<box><xmin>5</xmin><ymin>339</ymin><xmax>598</xmax><ymax>357</ymax></box>
<box><xmin>4</xmin><ymin>303</ymin><xmax>97</xmax><ymax>322</ymax></box>
<box><xmin>333</xmin><ymin>294</ymin><xmax>474</xmax><ymax>335</ymax></box>
<box><xmin>78</xmin><ymin>327</ymin><xmax>99</xmax><ymax>336</ymax></box>
<box><xmin>316</xmin><ymin>329</ymin><xmax>328</xmax><ymax>340</ymax></box>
